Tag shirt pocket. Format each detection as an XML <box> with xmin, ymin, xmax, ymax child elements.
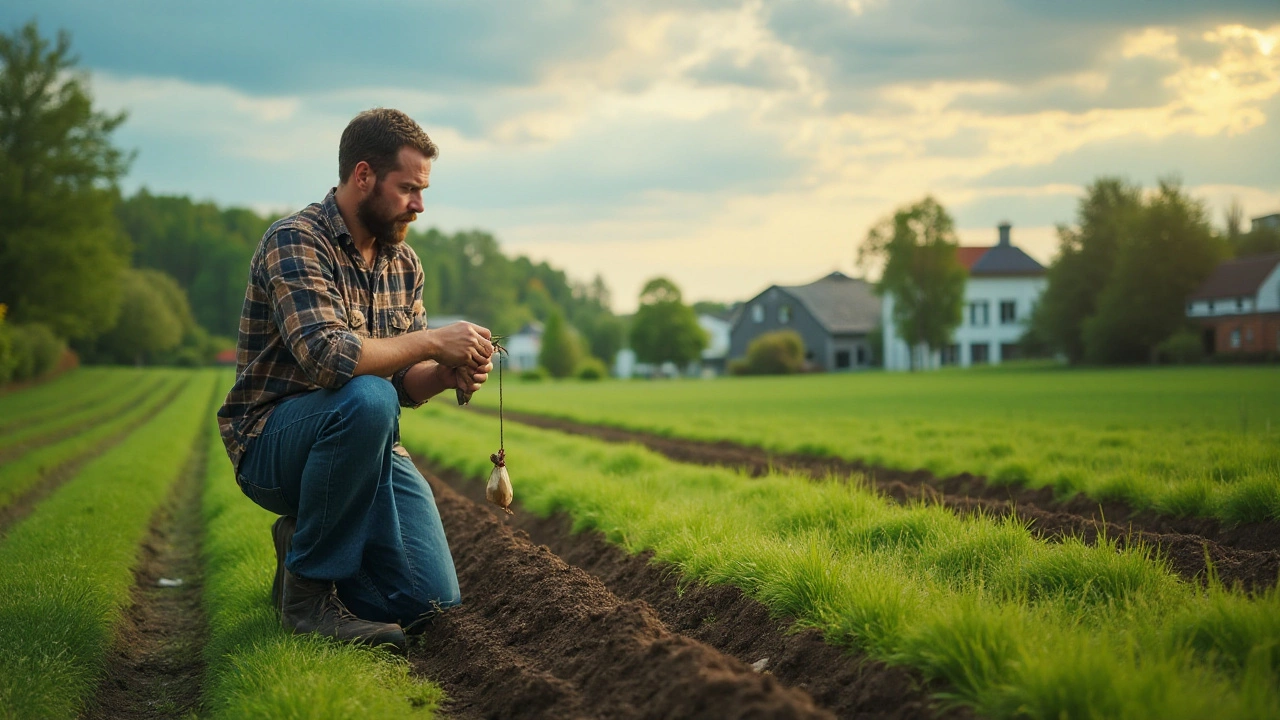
<box><xmin>347</xmin><ymin>306</ymin><xmax>371</xmax><ymax>338</ymax></box>
<box><xmin>374</xmin><ymin>305</ymin><xmax>414</xmax><ymax>338</ymax></box>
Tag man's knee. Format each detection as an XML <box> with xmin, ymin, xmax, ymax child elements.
<box><xmin>338</xmin><ymin>376</ymin><xmax>399</xmax><ymax>429</ymax></box>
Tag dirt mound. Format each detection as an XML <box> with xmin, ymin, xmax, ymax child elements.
<box><xmin>429</xmin><ymin>464</ymin><xmax>971</xmax><ymax>720</ymax></box>
<box><xmin>487</xmin><ymin>410</ymin><xmax>1280</xmax><ymax>593</ymax></box>
<box><xmin>413</xmin><ymin>472</ymin><xmax>834</xmax><ymax>720</ymax></box>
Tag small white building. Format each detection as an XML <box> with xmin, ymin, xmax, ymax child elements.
<box><xmin>883</xmin><ymin>223</ymin><xmax>1047</xmax><ymax>370</ymax></box>
<box><xmin>697</xmin><ymin>314</ymin><xmax>731</xmax><ymax>375</ymax></box>
<box><xmin>502</xmin><ymin>321</ymin><xmax>543</xmax><ymax>372</ymax></box>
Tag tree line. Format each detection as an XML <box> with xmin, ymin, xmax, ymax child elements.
<box><xmin>863</xmin><ymin>181</ymin><xmax>1280</xmax><ymax>368</ymax></box>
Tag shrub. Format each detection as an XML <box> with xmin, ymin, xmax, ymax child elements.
<box><xmin>741</xmin><ymin>330</ymin><xmax>805</xmax><ymax>375</ymax></box>
<box><xmin>520</xmin><ymin>366</ymin><xmax>548</xmax><ymax>381</ymax></box>
<box><xmin>1154</xmin><ymin>329</ymin><xmax>1205</xmax><ymax>364</ymax></box>
<box><xmin>576</xmin><ymin>356</ymin><xmax>609</xmax><ymax>380</ymax></box>
<box><xmin>6</xmin><ymin>322</ymin><xmax>65</xmax><ymax>382</ymax></box>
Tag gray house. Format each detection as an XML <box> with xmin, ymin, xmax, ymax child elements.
<box><xmin>729</xmin><ymin>271</ymin><xmax>881</xmax><ymax>371</ymax></box>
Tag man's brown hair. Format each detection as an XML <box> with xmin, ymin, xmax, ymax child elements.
<box><xmin>338</xmin><ymin>108</ymin><xmax>439</xmax><ymax>183</ymax></box>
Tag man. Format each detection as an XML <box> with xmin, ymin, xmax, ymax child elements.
<box><xmin>217</xmin><ymin>108</ymin><xmax>494</xmax><ymax>652</ymax></box>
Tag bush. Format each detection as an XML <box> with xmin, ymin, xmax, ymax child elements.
<box><xmin>1154</xmin><ymin>329</ymin><xmax>1205</xmax><ymax>364</ymax></box>
<box><xmin>739</xmin><ymin>331</ymin><xmax>805</xmax><ymax>375</ymax></box>
<box><xmin>576</xmin><ymin>356</ymin><xmax>608</xmax><ymax>380</ymax></box>
<box><xmin>5</xmin><ymin>322</ymin><xmax>66</xmax><ymax>382</ymax></box>
<box><xmin>520</xmin><ymin>366</ymin><xmax>548</xmax><ymax>381</ymax></box>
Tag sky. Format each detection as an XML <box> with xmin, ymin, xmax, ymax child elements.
<box><xmin>5</xmin><ymin>1</ymin><xmax>1279</xmax><ymax>312</ymax></box>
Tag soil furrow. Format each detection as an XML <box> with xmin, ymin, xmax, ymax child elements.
<box><xmin>427</xmin><ymin>462</ymin><xmax>972</xmax><ymax>720</ymax></box>
<box><xmin>482</xmin><ymin>409</ymin><xmax>1280</xmax><ymax>592</ymax></box>
<box><xmin>0</xmin><ymin>378</ymin><xmax>168</xmax><ymax>466</ymax></box>
<box><xmin>0</xmin><ymin>381</ymin><xmax>189</xmax><ymax>536</ymax></box>
<box><xmin>411</xmin><ymin>468</ymin><xmax>834</xmax><ymax>720</ymax></box>
<box><xmin>80</xmin><ymin>404</ymin><xmax>210</xmax><ymax>720</ymax></box>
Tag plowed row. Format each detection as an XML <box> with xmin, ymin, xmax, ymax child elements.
<box><xmin>489</xmin><ymin>409</ymin><xmax>1280</xmax><ymax>593</ymax></box>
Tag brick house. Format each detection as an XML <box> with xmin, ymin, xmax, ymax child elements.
<box><xmin>1186</xmin><ymin>252</ymin><xmax>1280</xmax><ymax>356</ymax></box>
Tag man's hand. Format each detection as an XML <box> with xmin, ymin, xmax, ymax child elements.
<box><xmin>453</xmin><ymin>358</ymin><xmax>493</xmax><ymax>395</ymax></box>
<box><xmin>428</xmin><ymin>322</ymin><xmax>493</xmax><ymax>369</ymax></box>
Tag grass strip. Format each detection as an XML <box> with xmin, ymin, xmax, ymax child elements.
<box><xmin>0</xmin><ymin>372</ymin><xmax>173</xmax><ymax>456</ymax></box>
<box><xmin>0</xmin><ymin>373</ymin><xmax>188</xmax><ymax>512</ymax></box>
<box><xmin>0</xmin><ymin>370</ymin><xmax>216</xmax><ymax>719</ymax></box>
<box><xmin>200</xmin><ymin>373</ymin><xmax>443</xmax><ymax>719</ymax></box>
<box><xmin>0</xmin><ymin>367</ymin><xmax>144</xmax><ymax>432</ymax></box>
<box><xmin>403</xmin><ymin>406</ymin><xmax>1280</xmax><ymax>720</ymax></box>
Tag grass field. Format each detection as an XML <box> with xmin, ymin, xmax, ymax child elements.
<box><xmin>402</xmin><ymin>404</ymin><xmax>1280</xmax><ymax>720</ymax></box>
<box><xmin>472</xmin><ymin>365</ymin><xmax>1280</xmax><ymax>522</ymax></box>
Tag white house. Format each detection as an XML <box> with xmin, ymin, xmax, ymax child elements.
<box><xmin>503</xmin><ymin>321</ymin><xmax>543</xmax><ymax>372</ymax></box>
<box><xmin>697</xmin><ymin>314</ymin><xmax>732</xmax><ymax>375</ymax></box>
<box><xmin>883</xmin><ymin>223</ymin><xmax>1047</xmax><ymax>370</ymax></box>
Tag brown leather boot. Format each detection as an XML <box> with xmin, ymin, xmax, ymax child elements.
<box><xmin>281</xmin><ymin>570</ymin><xmax>406</xmax><ymax>653</ymax></box>
<box><xmin>270</xmin><ymin>515</ymin><xmax>296</xmax><ymax>610</ymax></box>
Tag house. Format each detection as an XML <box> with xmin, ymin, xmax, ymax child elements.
<box><xmin>729</xmin><ymin>271</ymin><xmax>880</xmax><ymax>371</ymax></box>
<box><xmin>883</xmin><ymin>222</ymin><xmax>1046</xmax><ymax>370</ymax></box>
<box><xmin>1186</xmin><ymin>252</ymin><xmax>1280</xmax><ymax>355</ymax></box>
<box><xmin>502</xmin><ymin>321</ymin><xmax>543</xmax><ymax>372</ymax></box>
<box><xmin>1253</xmin><ymin>213</ymin><xmax>1280</xmax><ymax>232</ymax></box>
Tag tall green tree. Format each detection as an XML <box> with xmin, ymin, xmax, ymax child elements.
<box><xmin>0</xmin><ymin>22</ymin><xmax>131</xmax><ymax>339</ymax></box>
<box><xmin>1082</xmin><ymin>180</ymin><xmax>1227</xmax><ymax>363</ymax></box>
<box><xmin>629</xmin><ymin>277</ymin><xmax>706</xmax><ymax>369</ymax></box>
<box><xmin>1027</xmin><ymin>178</ymin><xmax>1143</xmax><ymax>363</ymax></box>
<box><xmin>859</xmin><ymin>196</ymin><xmax>965</xmax><ymax>370</ymax></box>
<box><xmin>538</xmin><ymin>309</ymin><xmax>579</xmax><ymax>378</ymax></box>
<box><xmin>93</xmin><ymin>268</ymin><xmax>190</xmax><ymax>365</ymax></box>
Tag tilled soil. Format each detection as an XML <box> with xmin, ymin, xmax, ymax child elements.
<box><xmin>427</xmin><ymin>463</ymin><xmax>971</xmax><ymax>720</ymax></box>
<box><xmin>484</xmin><ymin>409</ymin><xmax>1280</xmax><ymax>593</ymax></box>
<box><xmin>80</xmin><ymin>409</ymin><xmax>209</xmax><ymax>720</ymax></box>
<box><xmin>412</xmin><ymin>470</ymin><xmax>842</xmax><ymax>720</ymax></box>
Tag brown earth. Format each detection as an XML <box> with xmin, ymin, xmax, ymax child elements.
<box><xmin>426</xmin><ymin>462</ymin><xmax>972</xmax><ymax>720</ymax></box>
<box><xmin>411</xmin><ymin>469</ymin><xmax>849</xmax><ymax>720</ymax></box>
<box><xmin>0</xmin><ymin>380</ymin><xmax>189</xmax><ymax>537</ymax></box>
<box><xmin>482</xmin><ymin>409</ymin><xmax>1280</xmax><ymax>593</ymax></box>
<box><xmin>80</xmin><ymin>405</ymin><xmax>210</xmax><ymax>720</ymax></box>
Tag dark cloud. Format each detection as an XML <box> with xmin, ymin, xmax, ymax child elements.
<box><xmin>1</xmin><ymin>0</ymin><xmax>626</xmax><ymax>94</ymax></box>
<box><xmin>765</xmin><ymin>0</ymin><xmax>1277</xmax><ymax>90</ymax></box>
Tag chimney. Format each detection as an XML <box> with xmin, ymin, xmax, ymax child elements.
<box><xmin>997</xmin><ymin>221</ymin><xmax>1011</xmax><ymax>247</ymax></box>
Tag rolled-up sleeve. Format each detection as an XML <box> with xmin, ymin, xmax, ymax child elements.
<box><xmin>262</xmin><ymin>228</ymin><xmax>363</xmax><ymax>389</ymax></box>
<box><xmin>391</xmin><ymin>264</ymin><xmax>429</xmax><ymax>408</ymax></box>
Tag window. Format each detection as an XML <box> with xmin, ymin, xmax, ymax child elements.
<box><xmin>751</xmin><ymin>304</ymin><xmax>764</xmax><ymax>323</ymax></box>
<box><xmin>999</xmin><ymin>300</ymin><xmax>1017</xmax><ymax>324</ymax></box>
<box><xmin>835</xmin><ymin>350</ymin><xmax>851</xmax><ymax>369</ymax></box>
<box><xmin>1230</xmin><ymin>329</ymin><xmax>1241</xmax><ymax>348</ymax></box>
<box><xmin>856</xmin><ymin>346</ymin><xmax>866</xmax><ymax>366</ymax></box>
<box><xmin>1237</xmin><ymin>297</ymin><xmax>1245</xmax><ymax>310</ymax></box>
<box><xmin>1208</xmin><ymin>300</ymin><xmax>1215</xmax><ymax>313</ymax></box>
<box><xmin>968</xmin><ymin>301</ymin><xmax>990</xmax><ymax>327</ymax></box>
<box><xmin>779</xmin><ymin>304</ymin><xmax>792</xmax><ymax>324</ymax></box>
<box><xmin>970</xmin><ymin>343</ymin><xmax>990</xmax><ymax>364</ymax></box>
<box><xmin>940</xmin><ymin>344</ymin><xmax>960</xmax><ymax>366</ymax></box>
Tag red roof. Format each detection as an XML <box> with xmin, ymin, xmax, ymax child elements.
<box><xmin>214</xmin><ymin>349</ymin><xmax>238</xmax><ymax>365</ymax></box>
<box><xmin>957</xmin><ymin>246</ymin><xmax>990</xmax><ymax>271</ymax></box>
<box><xmin>1189</xmin><ymin>253</ymin><xmax>1280</xmax><ymax>301</ymax></box>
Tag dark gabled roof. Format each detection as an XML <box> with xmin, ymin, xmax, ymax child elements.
<box><xmin>777</xmin><ymin>271</ymin><xmax>880</xmax><ymax>334</ymax></box>
<box><xmin>969</xmin><ymin>244</ymin><xmax>1045</xmax><ymax>276</ymax></box>
<box><xmin>957</xmin><ymin>246</ymin><xmax>989</xmax><ymax>270</ymax></box>
<box><xmin>1189</xmin><ymin>253</ymin><xmax>1280</xmax><ymax>301</ymax></box>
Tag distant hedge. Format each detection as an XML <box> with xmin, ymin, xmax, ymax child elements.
<box><xmin>0</xmin><ymin>321</ymin><xmax>66</xmax><ymax>385</ymax></box>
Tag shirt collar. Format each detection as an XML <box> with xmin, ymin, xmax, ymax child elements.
<box><xmin>321</xmin><ymin>187</ymin><xmax>409</xmax><ymax>263</ymax></box>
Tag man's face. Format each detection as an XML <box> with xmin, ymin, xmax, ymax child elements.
<box><xmin>356</xmin><ymin>146</ymin><xmax>432</xmax><ymax>245</ymax></box>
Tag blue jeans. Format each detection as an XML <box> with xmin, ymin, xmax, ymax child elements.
<box><xmin>237</xmin><ymin>375</ymin><xmax>461</xmax><ymax>624</ymax></box>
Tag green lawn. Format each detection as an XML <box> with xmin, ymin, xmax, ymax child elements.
<box><xmin>473</xmin><ymin>365</ymin><xmax>1280</xmax><ymax>522</ymax></box>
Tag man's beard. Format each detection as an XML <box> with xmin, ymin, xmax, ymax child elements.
<box><xmin>356</xmin><ymin>184</ymin><xmax>416</xmax><ymax>246</ymax></box>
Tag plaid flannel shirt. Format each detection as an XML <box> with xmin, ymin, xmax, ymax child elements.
<box><xmin>217</xmin><ymin>189</ymin><xmax>429</xmax><ymax>473</ymax></box>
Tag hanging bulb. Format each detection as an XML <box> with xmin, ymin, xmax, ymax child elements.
<box><xmin>487</xmin><ymin>449</ymin><xmax>513</xmax><ymax>515</ymax></box>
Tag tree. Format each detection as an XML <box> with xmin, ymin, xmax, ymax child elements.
<box><xmin>629</xmin><ymin>277</ymin><xmax>706</xmax><ymax>370</ymax></box>
<box><xmin>859</xmin><ymin>197</ymin><xmax>965</xmax><ymax>370</ymax></box>
<box><xmin>0</xmin><ymin>22</ymin><xmax>131</xmax><ymax>339</ymax></box>
<box><xmin>1082</xmin><ymin>179</ymin><xmax>1227</xmax><ymax>363</ymax></box>
<box><xmin>538</xmin><ymin>309</ymin><xmax>579</xmax><ymax>378</ymax></box>
<box><xmin>1027</xmin><ymin>178</ymin><xmax>1142</xmax><ymax>363</ymax></box>
<box><xmin>94</xmin><ymin>269</ymin><xmax>189</xmax><ymax>365</ymax></box>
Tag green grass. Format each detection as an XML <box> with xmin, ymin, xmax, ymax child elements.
<box><xmin>200</xmin><ymin>375</ymin><xmax>444</xmax><ymax>719</ymax></box>
<box><xmin>402</xmin><ymin>405</ymin><xmax>1280</xmax><ymax>720</ymax></box>
<box><xmin>474</xmin><ymin>366</ymin><xmax>1280</xmax><ymax>522</ymax></box>
<box><xmin>0</xmin><ymin>372</ymin><xmax>172</xmax><ymax>453</ymax></box>
<box><xmin>0</xmin><ymin>367</ymin><xmax>148</xmax><ymax>431</ymax></box>
<box><xmin>0</xmin><ymin>370</ymin><xmax>216</xmax><ymax>719</ymax></box>
<box><xmin>0</xmin><ymin>372</ymin><xmax>188</xmax><ymax>510</ymax></box>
